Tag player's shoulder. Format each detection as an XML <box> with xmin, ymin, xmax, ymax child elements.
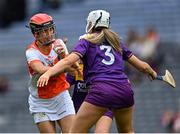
<box><xmin>79</xmin><ymin>33</ymin><xmax>95</xmax><ymax>40</ymax></box>
<box><xmin>26</xmin><ymin>42</ymin><xmax>38</xmax><ymax>53</ymax></box>
<box><xmin>79</xmin><ymin>34</ymin><xmax>87</xmax><ymax>40</ymax></box>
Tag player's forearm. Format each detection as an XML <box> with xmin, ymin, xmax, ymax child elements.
<box><xmin>45</xmin><ymin>53</ymin><xmax>80</xmax><ymax>77</ymax></box>
<box><xmin>35</xmin><ymin>66</ymin><xmax>50</xmax><ymax>74</ymax></box>
<box><xmin>45</xmin><ymin>58</ymin><xmax>72</xmax><ymax>77</ymax></box>
<box><xmin>139</xmin><ymin>62</ymin><xmax>155</xmax><ymax>75</ymax></box>
<box><xmin>30</xmin><ymin>61</ymin><xmax>50</xmax><ymax>74</ymax></box>
<box><xmin>128</xmin><ymin>55</ymin><xmax>156</xmax><ymax>77</ymax></box>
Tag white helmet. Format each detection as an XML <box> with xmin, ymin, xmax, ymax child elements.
<box><xmin>86</xmin><ymin>10</ymin><xmax>110</xmax><ymax>33</ymax></box>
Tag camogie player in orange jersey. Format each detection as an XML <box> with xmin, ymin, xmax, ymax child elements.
<box><xmin>25</xmin><ymin>13</ymin><xmax>76</xmax><ymax>133</ymax></box>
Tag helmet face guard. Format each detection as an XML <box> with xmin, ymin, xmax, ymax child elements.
<box><xmin>28</xmin><ymin>13</ymin><xmax>56</xmax><ymax>46</ymax></box>
<box><xmin>30</xmin><ymin>21</ymin><xmax>56</xmax><ymax>45</ymax></box>
<box><xmin>86</xmin><ymin>10</ymin><xmax>110</xmax><ymax>33</ymax></box>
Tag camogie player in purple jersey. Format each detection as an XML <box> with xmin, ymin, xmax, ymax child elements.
<box><xmin>66</xmin><ymin>62</ymin><xmax>113</xmax><ymax>133</ymax></box>
<box><xmin>37</xmin><ymin>10</ymin><xmax>157</xmax><ymax>133</ymax></box>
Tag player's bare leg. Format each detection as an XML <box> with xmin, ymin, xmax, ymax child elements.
<box><xmin>113</xmin><ymin>106</ymin><xmax>134</xmax><ymax>133</ymax></box>
<box><xmin>70</xmin><ymin>102</ymin><xmax>107</xmax><ymax>133</ymax></box>
<box><xmin>37</xmin><ymin>121</ymin><xmax>56</xmax><ymax>133</ymax></box>
<box><xmin>57</xmin><ymin>114</ymin><xmax>75</xmax><ymax>133</ymax></box>
<box><xmin>95</xmin><ymin>115</ymin><xmax>113</xmax><ymax>133</ymax></box>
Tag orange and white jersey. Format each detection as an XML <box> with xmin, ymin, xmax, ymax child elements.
<box><xmin>26</xmin><ymin>39</ymin><xmax>69</xmax><ymax>99</ymax></box>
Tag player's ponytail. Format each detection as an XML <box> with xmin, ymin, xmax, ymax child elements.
<box><xmin>84</xmin><ymin>28</ymin><xmax>122</xmax><ymax>54</ymax></box>
<box><xmin>103</xmin><ymin>28</ymin><xmax>122</xmax><ymax>54</ymax></box>
<box><xmin>83</xmin><ymin>31</ymin><xmax>104</xmax><ymax>44</ymax></box>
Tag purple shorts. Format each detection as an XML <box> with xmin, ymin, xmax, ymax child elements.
<box><xmin>85</xmin><ymin>81</ymin><xmax>134</xmax><ymax>109</ymax></box>
<box><xmin>104</xmin><ymin>109</ymin><xmax>113</xmax><ymax>119</ymax></box>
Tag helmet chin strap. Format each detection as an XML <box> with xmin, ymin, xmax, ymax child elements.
<box><xmin>43</xmin><ymin>40</ymin><xmax>55</xmax><ymax>46</ymax></box>
<box><xmin>43</xmin><ymin>42</ymin><xmax>52</xmax><ymax>46</ymax></box>
<box><xmin>36</xmin><ymin>40</ymin><xmax>53</xmax><ymax>46</ymax></box>
<box><xmin>86</xmin><ymin>24</ymin><xmax>94</xmax><ymax>33</ymax></box>
<box><xmin>35</xmin><ymin>33</ymin><xmax>56</xmax><ymax>46</ymax></box>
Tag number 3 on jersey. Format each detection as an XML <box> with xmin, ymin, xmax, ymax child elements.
<box><xmin>100</xmin><ymin>45</ymin><xmax>115</xmax><ymax>65</ymax></box>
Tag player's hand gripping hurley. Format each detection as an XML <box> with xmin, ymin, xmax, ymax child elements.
<box><xmin>156</xmin><ymin>70</ymin><xmax>176</xmax><ymax>88</ymax></box>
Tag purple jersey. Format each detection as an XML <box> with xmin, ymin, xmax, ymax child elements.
<box><xmin>66</xmin><ymin>74</ymin><xmax>87</xmax><ymax>112</ymax></box>
<box><xmin>72</xmin><ymin>39</ymin><xmax>132</xmax><ymax>85</ymax></box>
<box><xmin>72</xmin><ymin>39</ymin><xmax>134</xmax><ymax>109</ymax></box>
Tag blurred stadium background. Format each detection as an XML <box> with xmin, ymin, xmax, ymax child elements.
<box><xmin>0</xmin><ymin>0</ymin><xmax>179</xmax><ymax>133</ymax></box>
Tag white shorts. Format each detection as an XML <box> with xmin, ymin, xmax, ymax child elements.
<box><xmin>29</xmin><ymin>90</ymin><xmax>75</xmax><ymax>123</ymax></box>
